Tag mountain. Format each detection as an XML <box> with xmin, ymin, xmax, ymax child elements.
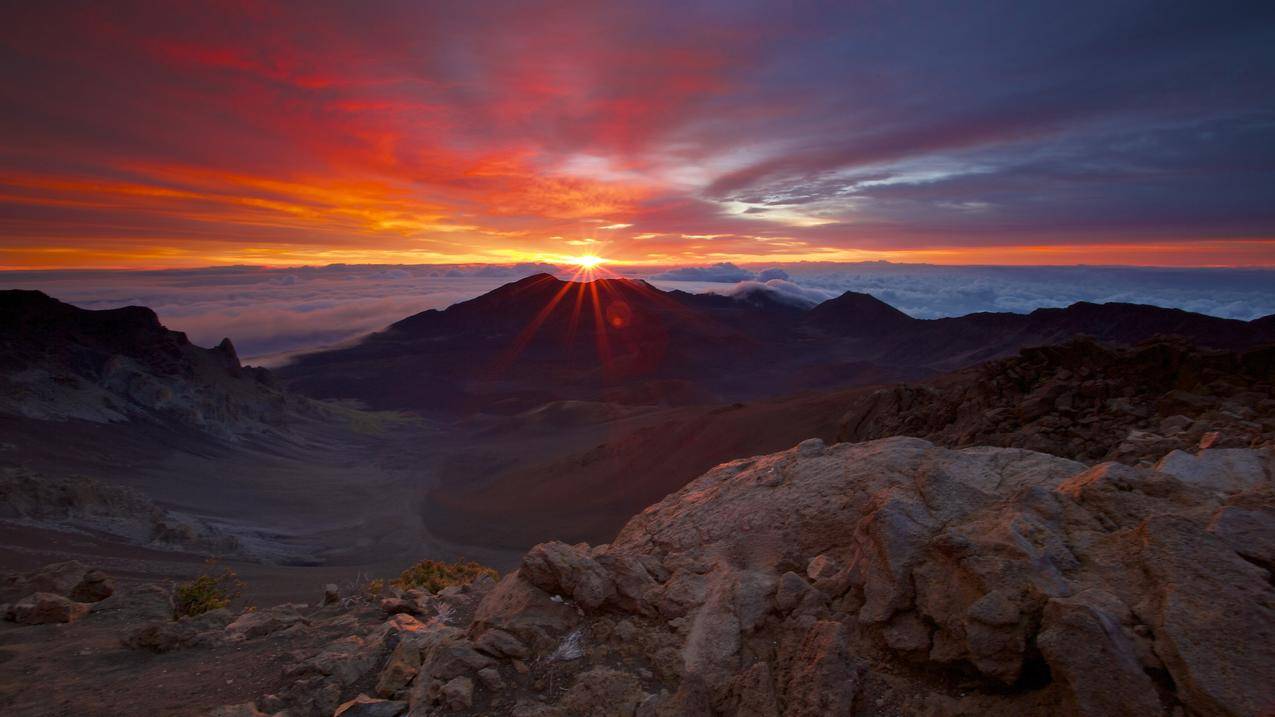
<box><xmin>0</xmin><ymin>290</ymin><xmax>518</xmax><ymax>574</ymax></box>
<box><xmin>281</xmin><ymin>273</ymin><xmax>807</xmax><ymax>413</ymax></box>
<box><xmin>0</xmin><ymin>289</ymin><xmax>286</xmax><ymax>432</ymax></box>
<box><xmin>280</xmin><ymin>274</ymin><xmax>1275</xmax><ymax>413</ymax></box>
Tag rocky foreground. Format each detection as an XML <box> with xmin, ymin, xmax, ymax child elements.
<box><xmin>3</xmin><ymin>437</ymin><xmax>1274</xmax><ymax>716</ymax></box>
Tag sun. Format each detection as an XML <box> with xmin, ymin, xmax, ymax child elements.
<box><xmin>567</xmin><ymin>254</ymin><xmax>606</xmax><ymax>269</ymax></box>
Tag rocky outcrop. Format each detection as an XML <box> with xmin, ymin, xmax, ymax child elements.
<box><xmin>201</xmin><ymin>436</ymin><xmax>1275</xmax><ymax>717</ymax></box>
<box><xmin>840</xmin><ymin>338</ymin><xmax>1275</xmax><ymax>464</ymax></box>
<box><xmin>0</xmin><ymin>289</ymin><xmax>292</xmax><ymax>434</ymax></box>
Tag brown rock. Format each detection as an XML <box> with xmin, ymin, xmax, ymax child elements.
<box><xmin>11</xmin><ymin>592</ymin><xmax>89</xmax><ymax>624</ymax></box>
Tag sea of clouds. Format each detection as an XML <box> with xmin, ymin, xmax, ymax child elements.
<box><xmin>3</xmin><ymin>262</ymin><xmax>1272</xmax><ymax>365</ymax></box>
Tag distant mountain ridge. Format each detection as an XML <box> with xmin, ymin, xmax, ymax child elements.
<box><xmin>0</xmin><ymin>290</ymin><xmax>290</xmax><ymax>433</ymax></box>
<box><xmin>279</xmin><ymin>273</ymin><xmax>1275</xmax><ymax>413</ymax></box>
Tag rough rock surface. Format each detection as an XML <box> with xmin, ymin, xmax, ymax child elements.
<box><xmin>190</xmin><ymin>436</ymin><xmax>1275</xmax><ymax>717</ymax></box>
<box><xmin>839</xmin><ymin>338</ymin><xmax>1275</xmax><ymax>465</ymax></box>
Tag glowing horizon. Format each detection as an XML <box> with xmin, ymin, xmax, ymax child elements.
<box><xmin>2</xmin><ymin>3</ymin><xmax>1273</xmax><ymax>270</ymax></box>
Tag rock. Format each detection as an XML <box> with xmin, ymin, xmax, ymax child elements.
<box><xmin>521</xmin><ymin>541</ymin><xmax>615</xmax><ymax>609</ymax></box>
<box><xmin>559</xmin><ymin>668</ymin><xmax>645</xmax><ymax>717</ymax></box>
<box><xmin>1134</xmin><ymin>515</ymin><xmax>1275</xmax><ymax>717</ymax></box>
<box><xmin>1</xmin><ymin>561</ymin><xmax>115</xmax><ymax>604</ymax></box>
<box><xmin>292</xmin><ymin>635</ymin><xmax>385</xmax><ymax>687</ymax></box>
<box><xmin>420</xmin><ymin>634</ymin><xmax>495</xmax><ymax>685</ymax></box>
<box><xmin>11</xmin><ymin>592</ymin><xmax>89</xmax><ymax>624</ymax></box>
<box><xmin>1155</xmin><ymin>448</ymin><xmax>1271</xmax><ymax>494</ymax></box>
<box><xmin>124</xmin><ymin>608</ymin><xmax>233</xmax><ymax>652</ymax></box>
<box><xmin>1208</xmin><ymin>505</ymin><xmax>1275</xmax><ymax>566</ymax></box>
<box><xmin>728</xmin><ymin>662</ymin><xmax>780</xmax><ymax>717</ymax></box>
<box><xmin>225</xmin><ymin>604</ymin><xmax>308</xmax><ymax>639</ymax></box>
<box><xmin>477</xmin><ymin>666</ymin><xmax>505</xmax><ymax>692</ymax></box>
<box><xmin>375</xmin><ymin>639</ymin><xmax>423</xmax><ymax>698</ymax></box>
<box><xmin>380</xmin><ymin>597</ymin><xmax>420</xmax><ymax>616</ymax></box>
<box><xmin>473</xmin><ymin>626</ymin><xmax>529</xmax><ymax>659</ymax></box>
<box><xmin>472</xmin><ymin>573</ymin><xmax>578</xmax><ymax>652</ymax></box>
<box><xmin>90</xmin><ymin>583</ymin><xmax>173</xmax><ymax>622</ymax></box>
<box><xmin>69</xmin><ymin>569</ymin><xmax>115</xmax><ymax>602</ymax></box>
<box><xmin>323</xmin><ymin>583</ymin><xmax>340</xmax><ymax>605</ymax></box>
<box><xmin>1036</xmin><ymin>591</ymin><xmax>1162</xmax><ymax>716</ymax></box>
<box><xmin>441</xmin><ymin>675</ymin><xmax>473</xmax><ymax>710</ymax></box>
<box><xmin>782</xmin><ymin>620</ymin><xmax>859</xmax><ymax>717</ymax></box>
<box><xmin>333</xmin><ymin>693</ymin><xmax>407</xmax><ymax>717</ymax></box>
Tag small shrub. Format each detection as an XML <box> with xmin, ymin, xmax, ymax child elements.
<box><xmin>173</xmin><ymin>562</ymin><xmax>243</xmax><ymax>619</ymax></box>
<box><xmin>393</xmin><ymin>559</ymin><xmax>499</xmax><ymax>593</ymax></box>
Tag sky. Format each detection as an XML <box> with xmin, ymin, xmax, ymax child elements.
<box><xmin>1</xmin><ymin>1</ymin><xmax>1274</xmax><ymax>269</ymax></box>
<box><xmin>5</xmin><ymin>263</ymin><xmax>1271</xmax><ymax>362</ymax></box>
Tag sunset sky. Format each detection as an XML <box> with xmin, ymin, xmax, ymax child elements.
<box><xmin>2</xmin><ymin>1</ymin><xmax>1274</xmax><ymax>269</ymax></box>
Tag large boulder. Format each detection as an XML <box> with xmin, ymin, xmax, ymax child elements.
<box><xmin>508</xmin><ymin>438</ymin><xmax>1272</xmax><ymax>715</ymax></box>
<box><xmin>10</xmin><ymin>592</ymin><xmax>90</xmax><ymax>624</ymax></box>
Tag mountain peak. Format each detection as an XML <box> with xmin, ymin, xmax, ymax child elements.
<box><xmin>803</xmin><ymin>290</ymin><xmax>916</xmax><ymax>335</ymax></box>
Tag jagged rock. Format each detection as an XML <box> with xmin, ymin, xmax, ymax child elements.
<box><xmin>1037</xmin><ymin>590</ymin><xmax>1161</xmax><ymax>717</ymax></box>
<box><xmin>837</xmin><ymin>339</ymin><xmax>1275</xmax><ymax>465</ymax></box>
<box><xmin>473</xmin><ymin>626</ymin><xmax>529</xmax><ymax>659</ymax></box>
<box><xmin>323</xmin><ymin>584</ymin><xmax>340</xmax><ymax>605</ymax></box>
<box><xmin>225</xmin><ymin>604</ymin><xmax>308</xmax><ymax>640</ymax></box>
<box><xmin>333</xmin><ymin>693</ymin><xmax>407</xmax><ymax>717</ymax></box>
<box><xmin>471</xmin><ymin>573</ymin><xmax>578</xmax><ymax>652</ymax></box>
<box><xmin>441</xmin><ymin>676</ymin><xmax>473</xmax><ymax>710</ymax></box>
<box><xmin>11</xmin><ymin>592</ymin><xmax>90</xmax><ymax>624</ymax></box>
<box><xmin>521</xmin><ymin>541</ymin><xmax>615</xmax><ymax>609</ymax></box>
<box><xmin>375</xmin><ymin>640</ymin><xmax>423</xmax><ymax>698</ymax></box>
